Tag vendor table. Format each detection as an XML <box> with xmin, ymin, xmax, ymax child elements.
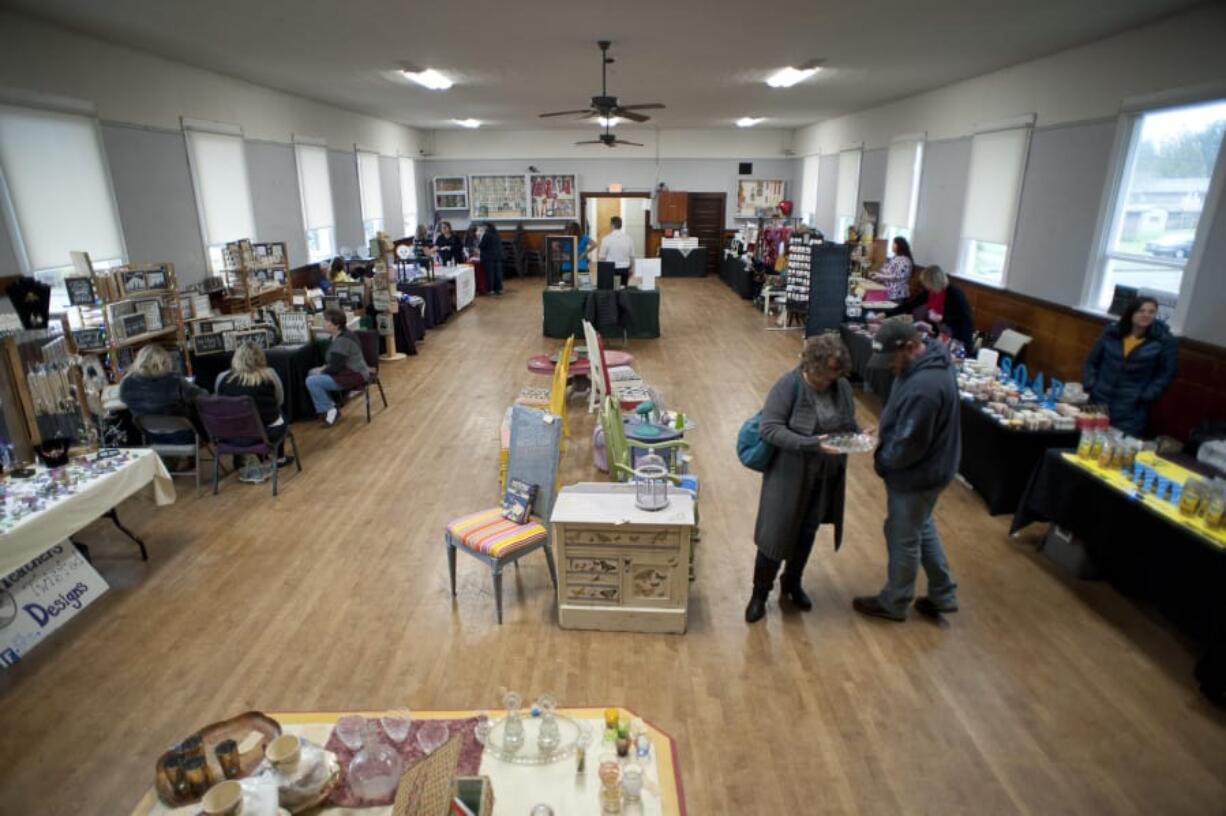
<box><xmin>397</xmin><ymin>278</ymin><xmax>453</xmax><ymax>328</ymax></box>
<box><xmin>839</xmin><ymin>323</ymin><xmax>895</xmax><ymax>402</ymax></box>
<box><xmin>542</xmin><ymin>289</ymin><xmax>661</xmax><ymax>340</ymax></box>
<box><xmin>381</xmin><ymin>306</ymin><xmax>422</xmax><ymax>358</ymax></box>
<box><xmin>660</xmin><ymin>247</ymin><xmax>707</xmax><ymax>277</ymax></box>
<box><xmin>958</xmin><ymin>401</ymin><xmax>1079</xmax><ymax>515</ymax></box>
<box><xmin>130</xmin><ymin>707</ymin><xmax>685</xmax><ymax>815</ymax></box>
<box><xmin>527</xmin><ymin>349</ymin><xmax>634</xmax><ymax>377</ymax></box>
<box><xmin>719</xmin><ymin>254</ymin><xmax>757</xmax><ymax>299</ymax></box>
<box><xmin>434</xmin><ymin>263</ymin><xmax>476</xmax><ymax>311</ymax></box>
<box><xmin>469</xmin><ymin>259</ymin><xmax>489</xmax><ymax>295</ymax></box>
<box><xmin>192</xmin><ymin>343</ymin><xmax>324</xmax><ymax>423</ymax></box>
<box><xmin>0</xmin><ymin>449</ymin><xmax>174</xmax><ymax>576</ymax></box>
<box><xmin>1011</xmin><ymin>450</ymin><xmax>1226</xmax><ymax>701</ymax></box>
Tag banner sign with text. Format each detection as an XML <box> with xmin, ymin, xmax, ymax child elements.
<box><xmin>0</xmin><ymin>542</ymin><xmax>109</xmax><ymax>667</ymax></box>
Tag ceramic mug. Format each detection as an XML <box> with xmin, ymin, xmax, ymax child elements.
<box><xmin>264</xmin><ymin>734</ymin><xmax>301</xmax><ymax>773</ymax></box>
<box><xmin>201</xmin><ymin>780</ymin><xmax>243</xmax><ymax>815</ymax></box>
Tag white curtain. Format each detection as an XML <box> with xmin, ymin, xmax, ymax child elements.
<box><xmin>0</xmin><ymin>104</ymin><xmax>125</xmax><ymax>271</ymax></box>
<box><xmin>961</xmin><ymin>127</ymin><xmax>1030</xmax><ymax>245</ymax></box>
<box><xmin>399</xmin><ymin>156</ymin><xmax>417</xmax><ymax>232</ymax></box>
<box><xmin>800</xmin><ymin>154</ymin><xmax>820</xmax><ymax>225</ymax></box>
<box><xmin>295</xmin><ymin>143</ymin><xmax>333</xmax><ymax>231</ymax></box>
<box><xmin>882</xmin><ymin>138</ymin><xmax>924</xmax><ymax>230</ymax></box>
<box><xmin>834</xmin><ymin>149</ymin><xmax>862</xmax><ymax>220</ymax></box>
<box><xmin>357</xmin><ymin>150</ymin><xmax>383</xmax><ymax>224</ymax></box>
<box><xmin>185</xmin><ymin>127</ymin><xmax>256</xmax><ymax>245</ymax></box>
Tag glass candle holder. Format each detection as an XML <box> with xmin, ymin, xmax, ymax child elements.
<box><xmin>621</xmin><ymin>763</ymin><xmax>644</xmax><ymax>801</ymax></box>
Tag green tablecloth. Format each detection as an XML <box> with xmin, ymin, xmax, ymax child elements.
<box><xmin>542</xmin><ymin>288</ymin><xmax>661</xmax><ymax>339</ymax></box>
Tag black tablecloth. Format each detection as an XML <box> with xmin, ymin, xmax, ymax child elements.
<box><xmin>661</xmin><ymin>247</ymin><xmax>707</xmax><ymax>277</ymax></box>
<box><xmin>719</xmin><ymin>255</ymin><xmax>757</xmax><ymax>299</ymax></box>
<box><xmin>1012</xmin><ymin>450</ymin><xmax>1226</xmax><ymax>703</ymax></box>
<box><xmin>398</xmin><ymin>279</ymin><xmax>453</xmax><ymax>328</ymax></box>
<box><xmin>380</xmin><ymin>306</ymin><xmax>423</xmax><ymax>356</ymax></box>
<box><xmin>191</xmin><ymin>342</ymin><xmax>323</xmax><ymax>423</ymax></box>
<box><xmin>542</xmin><ymin>288</ymin><xmax>661</xmax><ymax>339</ymax></box>
<box><xmin>840</xmin><ymin>324</ymin><xmax>895</xmax><ymax>402</ymax></box>
<box><xmin>958</xmin><ymin>402</ymin><xmax>1080</xmax><ymax>515</ymax></box>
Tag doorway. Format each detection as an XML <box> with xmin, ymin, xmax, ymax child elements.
<box><xmin>686</xmin><ymin>193</ymin><xmax>726</xmax><ymax>276</ymax></box>
<box><xmin>581</xmin><ymin>192</ymin><xmax>652</xmax><ymax>257</ymax></box>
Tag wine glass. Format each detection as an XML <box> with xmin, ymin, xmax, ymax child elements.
<box><xmin>335</xmin><ymin>715</ymin><xmax>366</xmax><ymax>752</ymax></box>
<box><xmin>416</xmin><ymin>721</ymin><xmax>449</xmax><ymax>756</ymax></box>
<box><xmin>380</xmin><ymin>709</ymin><xmax>412</xmax><ymax>746</ymax></box>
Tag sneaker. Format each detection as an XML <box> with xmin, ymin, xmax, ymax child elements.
<box><xmin>852</xmin><ymin>596</ymin><xmax>906</xmax><ymax>622</ymax></box>
<box><xmin>914</xmin><ymin>597</ymin><xmax>958</xmax><ymax>618</ymax></box>
<box><xmin>238</xmin><ymin>463</ymin><xmax>270</xmax><ymax>484</ymax></box>
<box><xmin>322</xmin><ymin>407</ymin><xmax>340</xmax><ymax>427</ymax></box>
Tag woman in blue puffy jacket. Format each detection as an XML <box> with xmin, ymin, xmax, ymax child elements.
<box><xmin>1083</xmin><ymin>297</ymin><xmax>1178</xmax><ymax>436</ymax></box>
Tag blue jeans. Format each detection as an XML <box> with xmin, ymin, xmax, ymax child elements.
<box><xmin>877</xmin><ymin>485</ymin><xmax>958</xmax><ymax>616</ymax></box>
<box><xmin>305</xmin><ymin>372</ymin><xmax>341</xmax><ymax>415</ymax></box>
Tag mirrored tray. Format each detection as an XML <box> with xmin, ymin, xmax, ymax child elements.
<box><xmin>484</xmin><ymin>714</ymin><xmax>582</xmax><ymax>765</ymax></box>
<box><xmin>820</xmin><ymin>432</ymin><xmax>876</xmax><ymax>454</ymax></box>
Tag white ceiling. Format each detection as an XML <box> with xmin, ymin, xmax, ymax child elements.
<box><xmin>7</xmin><ymin>0</ymin><xmax>1203</xmax><ymax>131</ymax></box>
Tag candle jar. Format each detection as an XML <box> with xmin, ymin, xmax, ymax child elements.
<box><xmin>621</xmin><ymin>763</ymin><xmax>644</xmax><ymax>802</ymax></box>
<box><xmin>635</xmin><ymin>734</ymin><xmax>651</xmax><ymax>759</ymax></box>
<box><xmin>598</xmin><ymin>755</ymin><xmax>622</xmax><ymax>814</ymax></box>
<box><xmin>603</xmin><ymin>708</ymin><xmax>620</xmax><ymax>730</ymax></box>
<box><xmin>182</xmin><ymin>756</ymin><xmax>209</xmax><ymax>797</ymax></box>
<box><xmin>162</xmin><ymin>754</ymin><xmax>189</xmax><ymax>801</ymax></box>
<box><xmin>179</xmin><ymin>734</ymin><xmax>205</xmax><ymax>764</ymax></box>
<box><xmin>214</xmin><ymin>739</ymin><xmax>241</xmax><ymax>779</ymax></box>
<box><xmin>615</xmin><ymin>735</ymin><xmax>630</xmax><ymax>758</ymax></box>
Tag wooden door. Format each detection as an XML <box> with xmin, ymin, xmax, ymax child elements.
<box><xmin>686</xmin><ymin>193</ymin><xmax>725</xmax><ymax>276</ymax></box>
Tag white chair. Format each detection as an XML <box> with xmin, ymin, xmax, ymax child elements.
<box><xmin>581</xmin><ymin>320</ymin><xmax>649</xmax><ymax>413</ymax></box>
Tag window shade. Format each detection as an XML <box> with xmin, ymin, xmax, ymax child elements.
<box><xmin>295</xmin><ymin>143</ymin><xmax>333</xmax><ymax>231</ymax></box>
<box><xmin>961</xmin><ymin>127</ymin><xmax>1030</xmax><ymax>246</ymax></box>
<box><xmin>399</xmin><ymin>157</ymin><xmax>418</xmax><ymax>228</ymax></box>
<box><xmin>835</xmin><ymin>149</ymin><xmax>861</xmax><ymax>218</ymax></box>
<box><xmin>882</xmin><ymin>138</ymin><xmax>923</xmax><ymax>228</ymax></box>
<box><xmin>185</xmin><ymin>129</ymin><xmax>255</xmax><ymax>245</ymax></box>
<box><xmin>357</xmin><ymin>150</ymin><xmax>383</xmax><ymax>223</ymax></box>
<box><xmin>0</xmin><ymin>104</ymin><xmax>125</xmax><ymax>271</ymax></box>
<box><xmin>800</xmin><ymin>155</ymin><xmax>820</xmax><ymax>223</ymax></box>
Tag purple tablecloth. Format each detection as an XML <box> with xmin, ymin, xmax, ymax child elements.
<box><xmin>398</xmin><ymin>279</ymin><xmax>453</xmax><ymax>328</ymax></box>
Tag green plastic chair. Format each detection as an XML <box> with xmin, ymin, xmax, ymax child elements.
<box><xmin>599</xmin><ymin>395</ymin><xmax>689</xmax><ymax>483</ymax></box>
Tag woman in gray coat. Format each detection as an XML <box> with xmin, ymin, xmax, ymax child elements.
<box><xmin>747</xmin><ymin>334</ymin><xmax>860</xmax><ymax>623</ymax></box>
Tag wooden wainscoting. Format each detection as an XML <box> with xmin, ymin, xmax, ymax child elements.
<box><xmin>957</xmin><ymin>276</ymin><xmax>1226</xmax><ymax>439</ymax></box>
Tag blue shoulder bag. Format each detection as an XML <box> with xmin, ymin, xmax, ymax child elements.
<box><xmin>737</xmin><ymin>378</ymin><xmax>800</xmax><ymax>472</ymax></box>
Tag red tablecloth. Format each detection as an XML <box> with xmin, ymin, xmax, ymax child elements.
<box><xmin>527</xmin><ymin>349</ymin><xmax>634</xmax><ymax>376</ymax></box>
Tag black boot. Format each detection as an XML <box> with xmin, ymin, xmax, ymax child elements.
<box><xmin>746</xmin><ymin>553</ymin><xmax>781</xmax><ymax>623</ymax></box>
<box><xmin>780</xmin><ymin>578</ymin><xmax>813</xmax><ymax>611</ymax></box>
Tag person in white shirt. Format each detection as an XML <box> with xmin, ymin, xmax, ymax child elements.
<box><xmin>598</xmin><ymin>216</ymin><xmax>635</xmax><ymax>287</ymax></box>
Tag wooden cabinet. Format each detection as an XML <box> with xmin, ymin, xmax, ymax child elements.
<box><xmin>655</xmin><ymin>191</ymin><xmax>688</xmax><ymax>226</ymax></box>
<box><xmin>551</xmin><ymin>483</ymin><xmax>695</xmax><ymax>634</ymax></box>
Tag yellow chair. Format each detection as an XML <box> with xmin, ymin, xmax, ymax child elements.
<box><xmin>502</xmin><ymin>337</ymin><xmax>574</xmax><ymax>487</ymax></box>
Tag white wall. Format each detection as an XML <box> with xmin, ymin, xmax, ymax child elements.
<box><xmin>429</xmin><ymin>128</ymin><xmax>794</xmax><ymax>160</ymax></box>
<box><xmin>793</xmin><ymin>3</ymin><xmax>1226</xmax><ymax>156</ymax></box>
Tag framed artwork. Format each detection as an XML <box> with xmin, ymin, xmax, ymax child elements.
<box><xmin>120</xmin><ymin>270</ymin><xmax>147</xmax><ymax>295</ymax></box>
<box><xmin>529</xmin><ymin>174</ymin><xmax>578</xmax><ymax>219</ymax></box>
<box><xmin>65</xmin><ymin>276</ymin><xmax>96</xmax><ymax>306</ymax></box>
<box><xmin>131</xmin><ymin>299</ymin><xmax>163</xmax><ymax>332</ymax></box>
<box><xmin>278</xmin><ymin>312</ymin><xmax>311</xmax><ymax>345</ymax></box>
<box><xmin>120</xmin><ymin>312</ymin><xmax>147</xmax><ymax>338</ymax></box>
<box><xmin>72</xmin><ymin>327</ymin><xmax>106</xmax><ymax>351</ymax></box>
<box><xmin>192</xmin><ymin>332</ymin><xmax>226</xmax><ymax>354</ymax></box>
<box><xmin>433</xmin><ymin>176</ymin><xmax>469</xmax><ymax>210</ymax></box>
<box><xmin>143</xmin><ymin>266</ymin><xmax>170</xmax><ymax>291</ymax></box>
<box><xmin>736</xmin><ymin>179</ymin><xmax>787</xmax><ymax>218</ymax></box>
<box><xmin>469</xmin><ymin>174</ymin><xmax>529</xmax><ymax>219</ymax></box>
<box><xmin>232</xmin><ymin>328</ymin><xmax>270</xmax><ymax>349</ymax></box>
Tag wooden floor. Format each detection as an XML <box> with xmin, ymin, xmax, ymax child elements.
<box><xmin>2</xmin><ymin>276</ymin><xmax>1224</xmax><ymax>815</ymax></box>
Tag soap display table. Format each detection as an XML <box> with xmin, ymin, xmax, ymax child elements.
<box><xmin>551</xmin><ymin>483</ymin><xmax>695</xmax><ymax>634</ymax></box>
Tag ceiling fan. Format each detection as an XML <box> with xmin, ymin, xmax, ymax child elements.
<box><xmin>539</xmin><ymin>40</ymin><xmax>663</xmax><ymax>146</ymax></box>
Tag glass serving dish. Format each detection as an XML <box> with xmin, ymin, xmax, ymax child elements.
<box><xmin>819</xmin><ymin>432</ymin><xmax>877</xmax><ymax>454</ymax></box>
<box><xmin>484</xmin><ymin>713</ymin><xmax>582</xmax><ymax>765</ymax></box>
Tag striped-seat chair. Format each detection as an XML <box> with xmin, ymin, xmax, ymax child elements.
<box><xmin>447</xmin><ymin>404</ymin><xmax>562</xmax><ymax>624</ymax></box>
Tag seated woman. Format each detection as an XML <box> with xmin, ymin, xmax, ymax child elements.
<box><xmin>215</xmin><ymin>342</ymin><xmax>292</xmax><ymax>469</ymax></box>
<box><xmin>119</xmin><ymin>344</ymin><xmax>204</xmax><ymax>444</ymax></box>
<box><xmin>870</xmin><ymin>237</ymin><xmax>914</xmax><ymax>301</ymax></box>
<box><xmin>328</xmin><ymin>256</ymin><xmax>352</xmax><ymax>285</ymax></box>
<box><xmin>886</xmin><ymin>264</ymin><xmax>975</xmax><ymax>350</ymax></box>
<box><xmin>305</xmin><ymin>308</ymin><xmax>370</xmax><ymax>427</ymax></box>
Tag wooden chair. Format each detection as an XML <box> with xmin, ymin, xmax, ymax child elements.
<box><xmin>581</xmin><ymin>319</ymin><xmax>650</xmax><ymax>413</ymax></box>
<box><xmin>446</xmin><ymin>405</ymin><xmax>562</xmax><ymax>624</ymax></box>
<box><xmin>515</xmin><ymin>335</ymin><xmax>573</xmax><ymax>447</ymax></box>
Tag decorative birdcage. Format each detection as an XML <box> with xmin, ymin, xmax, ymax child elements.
<box><xmin>633</xmin><ymin>453</ymin><xmax>670</xmax><ymax>512</ymax></box>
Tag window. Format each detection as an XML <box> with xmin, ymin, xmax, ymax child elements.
<box><xmin>183</xmin><ymin>121</ymin><xmax>256</xmax><ymax>272</ymax></box>
<box><xmin>1089</xmin><ymin>98</ymin><xmax>1226</xmax><ymax>310</ymax></box>
<box><xmin>0</xmin><ymin>103</ymin><xmax>126</xmax><ymax>308</ymax></box>
<box><xmin>356</xmin><ymin>149</ymin><xmax>384</xmax><ymax>244</ymax></box>
<box><xmin>294</xmin><ymin>140</ymin><xmax>335</xmax><ymax>263</ymax></box>
<box><xmin>881</xmin><ymin>136</ymin><xmax>924</xmax><ymax>253</ymax></box>
<box><xmin>958</xmin><ymin>125</ymin><xmax>1031</xmax><ymax>284</ymax></box>
<box><xmin>399</xmin><ymin>156</ymin><xmax>418</xmax><ymax>238</ymax></box>
<box><xmin>799</xmin><ymin>154</ymin><xmax>820</xmax><ymax>227</ymax></box>
<box><xmin>834</xmin><ymin>148</ymin><xmax>861</xmax><ymax>240</ymax></box>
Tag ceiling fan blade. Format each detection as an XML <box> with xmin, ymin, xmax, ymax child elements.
<box><xmin>616</xmin><ymin>103</ymin><xmax>666</xmax><ymax>110</ymax></box>
<box><xmin>614</xmin><ymin>139</ymin><xmax>644</xmax><ymax>147</ymax></box>
<box><xmin>540</xmin><ymin>109</ymin><xmax>596</xmax><ymax>118</ymax></box>
<box><xmin>614</xmin><ymin>109</ymin><xmax>650</xmax><ymax>123</ymax></box>
<box><xmin>575</xmin><ymin>140</ymin><xmax>605</xmax><ymax>145</ymax></box>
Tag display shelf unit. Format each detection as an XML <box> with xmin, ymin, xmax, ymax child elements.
<box><xmin>219</xmin><ymin>240</ymin><xmax>292</xmax><ymax>315</ymax></box>
<box><xmin>432</xmin><ymin>176</ymin><xmax>469</xmax><ymax>210</ymax></box>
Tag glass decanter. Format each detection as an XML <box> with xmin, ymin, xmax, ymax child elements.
<box><xmin>536</xmin><ymin>693</ymin><xmax>560</xmax><ymax>755</ymax></box>
<box><xmin>347</xmin><ymin>722</ymin><xmax>404</xmax><ymax>801</ymax></box>
<box><xmin>502</xmin><ymin>691</ymin><xmax>525</xmax><ymax>754</ymax></box>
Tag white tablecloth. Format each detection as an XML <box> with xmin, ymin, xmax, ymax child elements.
<box><xmin>434</xmin><ymin>264</ymin><xmax>476</xmax><ymax>311</ymax></box>
<box><xmin>0</xmin><ymin>449</ymin><xmax>175</xmax><ymax>577</ymax></box>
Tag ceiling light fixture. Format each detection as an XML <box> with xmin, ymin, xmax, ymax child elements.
<box><xmin>736</xmin><ymin>117</ymin><xmax>765</xmax><ymax>128</ymax></box>
<box><xmin>402</xmin><ymin>68</ymin><xmax>453</xmax><ymax>90</ymax></box>
<box><xmin>453</xmin><ymin>118</ymin><xmax>481</xmax><ymax>129</ymax></box>
<box><xmin>766</xmin><ymin>60</ymin><xmax>823</xmax><ymax>88</ymax></box>
<box><xmin>597</xmin><ymin>116</ymin><xmax>620</xmax><ymax>127</ymax></box>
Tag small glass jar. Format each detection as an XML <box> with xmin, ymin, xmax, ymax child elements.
<box><xmin>1203</xmin><ymin>489</ymin><xmax>1226</xmax><ymax>530</ymax></box>
<box><xmin>214</xmin><ymin>739</ymin><xmax>241</xmax><ymax>779</ymax></box>
<box><xmin>162</xmin><ymin>754</ymin><xmax>189</xmax><ymax>801</ymax></box>
<box><xmin>182</xmin><ymin>755</ymin><xmax>209</xmax><ymax>797</ymax></box>
<box><xmin>621</xmin><ymin>763</ymin><xmax>644</xmax><ymax>802</ymax></box>
<box><xmin>1180</xmin><ymin>479</ymin><xmax>1203</xmax><ymax>516</ymax></box>
<box><xmin>502</xmin><ymin>692</ymin><xmax>525</xmax><ymax>754</ymax></box>
<box><xmin>178</xmin><ymin>734</ymin><xmax>205</xmax><ymax>764</ymax></box>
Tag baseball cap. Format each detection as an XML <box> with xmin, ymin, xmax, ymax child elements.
<box><xmin>868</xmin><ymin>317</ymin><xmax>920</xmax><ymax>368</ymax></box>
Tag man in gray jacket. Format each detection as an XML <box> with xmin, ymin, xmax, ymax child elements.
<box><xmin>853</xmin><ymin>318</ymin><xmax>961</xmax><ymax>621</ymax></box>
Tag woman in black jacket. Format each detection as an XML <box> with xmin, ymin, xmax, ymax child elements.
<box><xmin>119</xmin><ymin>345</ymin><xmax>203</xmax><ymax>444</ymax></box>
<box><xmin>433</xmin><ymin>221</ymin><xmax>464</xmax><ymax>265</ymax></box>
<box><xmin>885</xmin><ymin>265</ymin><xmax>975</xmax><ymax>350</ymax></box>
<box><xmin>1083</xmin><ymin>296</ymin><xmax>1178</xmax><ymax>436</ymax></box>
<box><xmin>478</xmin><ymin>222</ymin><xmax>504</xmax><ymax>295</ymax></box>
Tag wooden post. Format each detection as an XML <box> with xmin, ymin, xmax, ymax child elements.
<box><xmin>373</xmin><ymin>232</ymin><xmax>407</xmax><ymax>362</ymax></box>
